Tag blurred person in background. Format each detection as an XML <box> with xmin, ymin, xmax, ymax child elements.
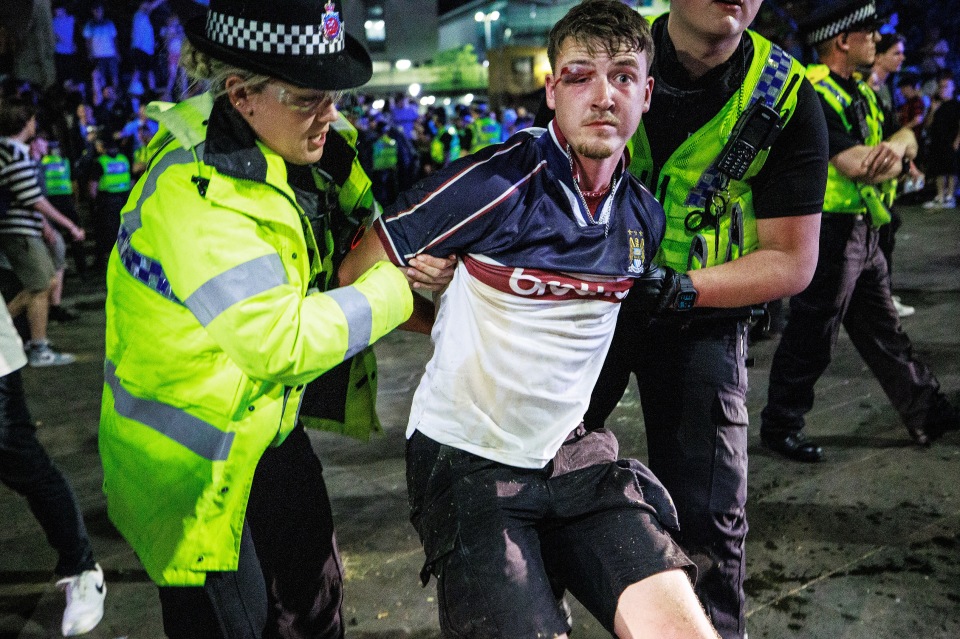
<box><xmin>922</xmin><ymin>71</ymin><xmax>960</xmax><ymax>209</ymax></box>
<box><xmin>82</xmin><ymin>3</ymin><xmax>119</xmax><ymax>95</ymax></box>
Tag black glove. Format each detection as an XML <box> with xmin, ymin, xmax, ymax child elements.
<box><xmin>628</xmin><ymin>265</ymin><xmax>698</xmax><ymax>316</ymax></box>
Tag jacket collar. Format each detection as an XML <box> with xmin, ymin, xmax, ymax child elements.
<box><xmin>203</xmin><ymin>95</ymin><xmax>269</xmax><ymax>183</ymax></box>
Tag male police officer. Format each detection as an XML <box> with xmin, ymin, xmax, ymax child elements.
<box><xmin>761</xmin><ymin>0</ymin><xmax>959</xmax><ymax>460</ymax></box>
<box><xmin>86</xmin><ymin>135</ymin><xmax>130</xmax><ymax>269</ymax></box>
<box><xmin>581</xmin><ymin>1</ymin><xmax>829</xmax><ymax>637</ymax></box>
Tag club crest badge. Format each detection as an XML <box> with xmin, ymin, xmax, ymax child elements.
<box><xmin>627</xmin><ymin>230</ymin><xmax>645</xmax><ymax>274</ymax></box>
<box><xmin>322</xmin><ymin>2</ymin><xmax>342</xmax><ymax>43</ymax></box>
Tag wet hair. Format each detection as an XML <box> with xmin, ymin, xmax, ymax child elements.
<box><xmin>179</xmin><ymin>39</ymin><xmax>271</xmax><ymax>99</ymax></box>
<box><xmin>0</xmin><ymin>97</ymin><xmax>37</xmax><ymax>137</ymax></box>
<box><xmin>546</xmin><ymin>0</ymin><xmax>654</xmax><ymax>71</ymax></box>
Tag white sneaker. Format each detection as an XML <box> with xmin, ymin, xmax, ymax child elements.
<box><xmin>25</xmin><ymin>339</ymin><xmax>76</xmax><ymax>367</ymax></box>
<box><xmin>892</xmin><ymin>295</ymin><xmax>915</xmax><ymax>317</ymax></box>
<box><xmin>57</xmin><ymin>563</ymin><xmax>106</xmax><ymax>636</ymax></box>
<box><xmin>922</xmin><ymin>197</ymin><xmax>943</xmax><ymax>209</ymax></box>
<box><xmin>942</xmin><ymin>196</ymin><xmax>956</xmax><ymax>209</ymax></box>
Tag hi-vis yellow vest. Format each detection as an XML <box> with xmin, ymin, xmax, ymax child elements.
<box><xmin>807</xmin><ymin>64</ymin><xmax>896</xmax><ymax>217</ymax></box>
<box><xmin>629</xmin><ymin>30</ymin><xmax>804</xmax><ymax>272</ymax></box>
<box><xmin>99</xmin><ymin>92</ymin><xmax>412</xmax><ymax>587</ymax></box>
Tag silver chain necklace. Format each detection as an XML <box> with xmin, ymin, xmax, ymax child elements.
<box><xmin>566</xmin><ymin>144</ymin><xmax>619</xmax><ymax>237</ymax></box>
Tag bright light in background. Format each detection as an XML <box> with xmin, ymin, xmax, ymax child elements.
<box><xmin>364</xmin><ymin>19</ymin><xmax>385</xmax><ymax>43</ymax></box>
<box><xmin>408</xmin><ymin>83</ymin><xmax>421</xmax><ymax>97</ymax></box>
<box><xmin>443</xmin><ymin>98</ymin><xmax>452</xmax><ymax>106</ymax></box>
<box><xmin>371</xmin><ymin>99</ymin><xmax>385</xmax><ymax>111</ymax></box>
<box><xmin>474</xmin><ymin>11</ymin><xmax>484</xmax><ymax>22</ymax></box>
<box><xmin>395</xmin><ymin>59</ymin><xmax>412</xmax><ymax>71</ymax></box>
<box><xmin>489</xmin><ymin>10</ymin><xmax>500</xmax><ymax>21</ymax></box>
<box><xmin>462</xmin><ymin>93</ymin><xmax>474</xmax><ymax>104</ymax></box>
<box><xmin>420</xmin><ymin>95</ymin><xmax>436</xmax><ymax>106</ymax></box>
<box><xmin>483</xmin><ymin>60</ymin><xmax>489</xmax><ymax>67</ymax></box>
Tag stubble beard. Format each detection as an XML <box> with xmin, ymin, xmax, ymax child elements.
<box><xmin>573</xmin><ymin>140</ymin><xmax>615</xmax><ymax>161</ymax></box>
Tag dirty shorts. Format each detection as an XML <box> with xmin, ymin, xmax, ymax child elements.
<box><xmin>406</xmin><ymin>426</ymin><xmax>695</xmax><ymax>638</ymax></box>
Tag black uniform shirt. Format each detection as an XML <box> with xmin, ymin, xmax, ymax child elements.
<box><xmin>645</xmin><ymin>15</ymin><xmax>828</xmax><ymax>219</ymax></box>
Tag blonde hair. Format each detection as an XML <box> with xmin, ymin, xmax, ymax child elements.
<box><xmin>179</xmin><ymin>38</ymin><xmax>271</xmax><ymax>99</ymax></box>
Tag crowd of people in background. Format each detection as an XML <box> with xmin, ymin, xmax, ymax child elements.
<box><xmin>0</xmin><ymin>2</ymin><xmax>953</xmax><ymax>366</ymax></box>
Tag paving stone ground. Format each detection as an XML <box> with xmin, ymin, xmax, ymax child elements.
<box><xmin>1</xmin><ymin>203</ymin><xmax>957</xmax><ymax>638</ymax></box>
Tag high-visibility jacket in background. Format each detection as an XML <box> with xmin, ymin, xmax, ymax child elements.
<box><xmin>807</xmin><ymin>64</ymin><xmax>895</xmax><ymax>225</ymax></box>
<box><xmin>41</xmin><ymin>153</ymin><xmax>73</xmax><ymax>195</ymax></box>
<box><xmin>96</xmin><ymin>152</ymin><xmax>131</xmax><ymax>193</ymax></box>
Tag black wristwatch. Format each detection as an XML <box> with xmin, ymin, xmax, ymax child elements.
<box><xmin>672</xmin><ymin>274</ymin><xmax>699</xmax><ymax>311</ymax></box>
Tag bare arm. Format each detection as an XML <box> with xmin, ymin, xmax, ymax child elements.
<box><xmin>33</xmin><ymin>197</ymin><xmax>85</xmax><ymax>242</ymax></box>
<box><xmin>832</xmin><ymin>127</ymin><xmax>918</xmax><ymax>185</ymax></box>
<box><xmin>340</xmin><ymin>230</ymin><xmax>439</xmax><ymax>334</ymax></box>
<box><xmin>686</xmin><ymin>213</ymin><xmax>820</xmax><ymax>308</ymax></box>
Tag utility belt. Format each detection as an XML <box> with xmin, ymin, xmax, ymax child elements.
<box><xmin>821</xmin><ymin>211</ymin><xmax>866</xmax><ymax>223</ymax></box>
<box><xmin>622</xmin><ymin>303</ymin><xmax>762</xmax><ymax>328</ymax></box>
<box><xmin>657</xmin><ymin>305</ymin><xmax>763</xmax><ymax>325</ymax></box>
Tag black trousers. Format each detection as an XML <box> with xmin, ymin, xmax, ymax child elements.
<box><xmin>878</xmin><ymin>207</ymin><xmax>902</xmax><ymax>276</ymax></box>
<box><xmin>762</xmin><ymin>214</ymin><xmax>941</xmax><ymax>435</ymax></box>
<box><xmin>158</xmin><ymin>425</ymin><xmax>344</xmax><ymax>639</ymax></box>
<box><xmin>0</xmin><ymin>369</ymin><xmax>96</xmax><ymax>577</ymax></box>
<box><xmin>92</xmin><ymin>192</ymin><xmax>126</xmax><ymax>269</ymax></box>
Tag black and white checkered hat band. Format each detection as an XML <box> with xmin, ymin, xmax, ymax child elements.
<box><xmin>206</xmin><ymin>10</ymin><xmax>345</xmax><ymax>55</ymax></box>
<box><xmin>805</xmin><ymin>2</ymin><xmax>876</xmax><ymax>45</ymax></box>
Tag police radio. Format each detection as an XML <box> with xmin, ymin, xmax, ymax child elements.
<box><xmin>714</xmin><ymin>98</ymin><xmax>784</xmax><ymax>181</ymax></box>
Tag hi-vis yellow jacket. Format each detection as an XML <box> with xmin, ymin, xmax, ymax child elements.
<box><xmin>99</xmin><ymin>92</ymin><xmax>412</xmax><ymax>587</ymax></box>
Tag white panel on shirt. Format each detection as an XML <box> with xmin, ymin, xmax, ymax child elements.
<box><xmin>406</xmin><ymin>256</ymin><xmax>627</xmax><ymax>469</ymax></box>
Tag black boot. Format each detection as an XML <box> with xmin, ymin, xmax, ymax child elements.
<box><xmin>760</xmin><ymin>430</ymin><xmax>824</xmax><ymax>463</ymax></box>
<box><xmin>910</xmin><ymin>394</ymin><xmax>960</xmax><ymax>445</ymax></box>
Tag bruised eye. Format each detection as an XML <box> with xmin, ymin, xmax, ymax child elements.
<box><xmin>561</xmin><ymin>73</ymin><xmax>590</xmax><ymax>84</ymax></box>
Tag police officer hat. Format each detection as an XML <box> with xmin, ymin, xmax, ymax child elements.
<box><xmin>184</xmin><ymin>0</ymin><xmax>372</xmax><ymax>91</ymax></box>
<box><xmin>799</xmin><ymin>0</ymin><xmax>887</xmax><ymax>46</ymax></box>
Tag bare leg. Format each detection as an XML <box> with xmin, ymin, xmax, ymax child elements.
<box><xmin>25</xmin><ymin>282</ymin><xmax>53</xmax><ymax>342</ymax></box>
<box><xmin>936</xmin><ymin>175</ymin><xmax>948</xmax><ymax>201</ymax></box>
<box><xmin>614</xmin><ymin>569</ymin><xmax>720</xmax><ymax>639</ymax></box>
<box><xmin>6</xmin><ymin>289</ymin><xmax>34</xmax><ymax>319</ymax></box>
<box><xmin>49</xmin><ymin>269</ymin><xmax>65</xmax><ymax>307</ymax></box>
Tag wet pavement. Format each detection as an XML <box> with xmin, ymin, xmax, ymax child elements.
<box><xmin>1</xmin><ymin>202</ymin><xmax>958</xmax><ymax>638</ymax></box>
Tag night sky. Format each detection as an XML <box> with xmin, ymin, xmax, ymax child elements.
<box><xmin>438</xmin><ymin>0</ymin><xmax>476</xmax><ymax>15</ymax></box>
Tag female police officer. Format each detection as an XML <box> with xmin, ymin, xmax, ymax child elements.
<box><xmin>97</xmin><ymin>1</ymin><xmax>445</xmax><ymax>636</ymax></box>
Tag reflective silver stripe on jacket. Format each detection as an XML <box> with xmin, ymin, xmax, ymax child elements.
<box><xmin>105</xmin><ymin>361</ymin><xmax>234</xmax><ymax>461</ymax></box>
<box><xmin>116</xmin><ymin>145</ymin><xmax>203</xmax><ymax>302</ymax></box>
<box><xmin>185</xmin><ymin>254</ymin><xmax>289</xmax><ymax>327</ymax></box>
<box><xmin>324</xmin><ymin>286</ymin><xmax>373</xmax><ymax>359</ymax></box>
